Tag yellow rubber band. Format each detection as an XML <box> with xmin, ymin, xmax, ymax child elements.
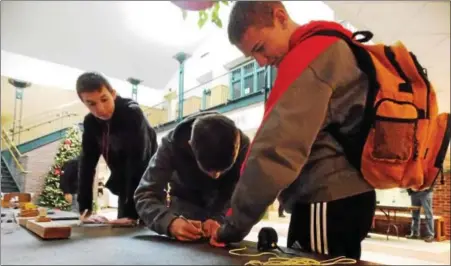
<box><xmin>228</xmin><ymin>246</ymin><xmax>357</xmax><ymax>265</ymax></box>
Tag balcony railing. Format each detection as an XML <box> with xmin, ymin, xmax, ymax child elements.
<box><xmin>142</xmin><ymin>64</ymin><xmax>275</xmax><ymax>129</ymax></box>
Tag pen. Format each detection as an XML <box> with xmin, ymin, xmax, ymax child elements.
<box><xmin>179</xmin><ymin>215</ymin><xmax>205</xmax><ymax>236</ymax></box>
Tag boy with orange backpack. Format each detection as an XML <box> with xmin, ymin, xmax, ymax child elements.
<box><xmin>210</xmin><ymin>1</ymin><xmax>450</xmax><ymax>260</ymax></box>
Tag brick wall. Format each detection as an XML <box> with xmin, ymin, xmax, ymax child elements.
<box><xmin>433</xmin><ymin>171</ymin><xmax>450</xmax><ymax>240</ymax></box>
<box><xmin>23</xmin><ymin>141</ymin><xmax>60</xmax><ymax>202</ymax></box>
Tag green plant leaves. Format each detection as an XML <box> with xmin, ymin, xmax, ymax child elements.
<box><xmin>178</xmin><ymin>1</ymin><xmax>230</xmax><ymax>29</ymax></box>
<box><xmin>210</xmin><ymin>2</ymin><xmax>222</xmax><ymax>28</ymax></box>
<box><xmin>198</xmin><ymin>10</ymin><xmax>209</xmax><ymax>28</ymax></box>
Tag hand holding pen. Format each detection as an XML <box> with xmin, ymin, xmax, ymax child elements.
<box><xmin>169</xmin><ymin>215</ymin><xmax>204</xmax><ymax>241</ymax></box>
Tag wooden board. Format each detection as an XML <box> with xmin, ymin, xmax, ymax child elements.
<box><xmin>17</xmin><ymin>216</ymin><xmax>32</xmax><ymax>227</ymax></box>
<box><xmin>19</xmin><ymin>209</ymin><xmax>39</xmax><ymax>217</ymax></box>
<box><xmin>13</xmin><ymin>209</ymin><xmax>78</xmax><ymax>221</ymax></box>
<box><xmin>25</xmin><ymin>220</ymin><xmax>72</xmax><ymax>239</ymax></box>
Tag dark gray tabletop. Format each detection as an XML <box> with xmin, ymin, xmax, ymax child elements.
<box><xmin>1</xmin><ymin>221</ymin><xmax>380</xmax><ymax>265</ymax></box>
<box><xmin>1</xmin><ymin>225</ymin><xmax>253</xmax><ymax>265</ymax></box>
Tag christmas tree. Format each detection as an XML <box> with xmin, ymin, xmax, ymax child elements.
<box><xmin>38</xmin><ymin>126</ymin><xmax>82</xmax><ymax>210</ymax></box>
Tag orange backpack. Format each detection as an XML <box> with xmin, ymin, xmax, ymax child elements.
<box><xmin>308</xmin><ymin>29</ymin><xmax>450</xmax><ymax>191</ymax></box>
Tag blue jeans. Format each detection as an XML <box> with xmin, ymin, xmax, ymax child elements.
<box><xmin>410</xmin><ymin>190</ymin><xmax>434</xmax><ymax>237</ymax></box>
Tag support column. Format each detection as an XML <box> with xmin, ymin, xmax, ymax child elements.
<box><xmin>173</xmin><ymin>52</ymin><xmax>191</xmax><ymax>122</ymax></box>
<box><xmin>201</xmin><ymin>89</ymin><xmax>211</xmax><ymax>110</ymax></box>
<box><xmin>264</xmin><ymin>66</ymin><xmax>271</xmax><ymax>103</ymax></box>
<box><xmin>164</xmin><ymin>89</ymin><xmax>177</xmax><ymax>122</ymax></box>
<box><xmin>127</xmin><ymin>77</ymin><xmax>142</xmax><ymax>102</ymax></box>
<box><xmin>8</xmin><ymin>78</ymin><xmax>31</xmax><ymax>144</ymax></box>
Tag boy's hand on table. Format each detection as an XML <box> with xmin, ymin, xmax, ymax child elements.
<box><xmin>169</xmin><ymin>217</ymin><xmax>203</xmax><ymax>241</ymax></box>
<box><xmin>202</xmin><ymin>219</ymin><xmax>220</xmax><ymax>238</ymax></box>
<box><xmin>80</xmin><ymin>210</ymin><xmax>109</xmax><ymax>224</ymax></box>
<box><xmin>209</xmin><ymin>226</ymin><xmax>226</xmax><ymax>248</ymax></box>
<box><xmin>108</xmin><ymin>217</ymin><xmax>137</xmax><ymax>226</ymax></box>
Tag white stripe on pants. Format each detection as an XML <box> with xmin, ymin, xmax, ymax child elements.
<box><xmin>310</xmin><ymin>202</ymin><xmax>329</xmax><ymax>255</ymax></box>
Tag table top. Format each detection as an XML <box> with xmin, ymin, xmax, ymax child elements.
<box><xmin>1</xmin><ymin>224</ymin><xmax>380</xmax><ymax>265</ymax></box>
<box><xmin>376</xmin><ymin>205</ymin><xmax>421</xmax><ymax>211</ymax></box>
<box><xmin>1</xmin><ymin>208</ymin><xmax>79</xmax><ymax>220</ymax></box>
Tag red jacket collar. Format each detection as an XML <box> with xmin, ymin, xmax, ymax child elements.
<box><xmin>289</xmin><ymin>20</ymin><xmax>352</xmax><ymax>51</ymax></box>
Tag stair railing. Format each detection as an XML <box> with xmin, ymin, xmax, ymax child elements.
<box><xmin>5</xmin><ymin>111</ymin><xmax>82</xmax><ymax>146</ymax></box>
<box><xmin>1</xmin><ymin>129</ymin><xmax>26</xmax><ymax>172</ymax></box>
<box><xmin>1</xmin><ymin>128</ymin><xmax>29</xmax><ymax>192</ymax></box>
<box><xmin>10</xmin><ymin>112</ymin><xmax>80</xmax><ymax>137</ymax></box>
<box><xmin>4</xmin><ymin>100</ymin><xmax>82</xmax><ymax>130</ymax></box>
<box><xmin>4</xmin><ymin>100</ymin><xmax>86</xmax><ymax>145</ymax></box>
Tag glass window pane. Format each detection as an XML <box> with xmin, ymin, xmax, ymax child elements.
<box><xmin>232</xmin><ymin>69</ymin><xmax>241</xmax><ymax>81</ymax></box>
<box><xmin>244</xmin><ymin>76</ymin><xmax>254</xmax><ymax>95</ymax></box>
<box><xmin>257</xmin><ymin>70</ymin><xmax>266</xmax><ymax>91</ymax></box>
<box><xmin>232</xmin><ymin>81</ymin><xmax>241</xmax><ymax>99</ymax></box>
<box><xmin>243</xmin><ymin>62</ymin><xmax>254</xmax><ymax>75</ymax></box>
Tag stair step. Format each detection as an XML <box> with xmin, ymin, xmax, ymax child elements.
<box><xmin>1</xmin><ymin>181</ymin><xmax>16</xmax><ymax>185</ymax></box>
<box><xmin>1</xmin><ymin>180</ymin><xmax>16</xmax><ymax>184</ymax></box>
<box><xmin>1</xmin><ymin>187</ymin><xmax>19</xmax><ymax>193</ymax></box>
<box><xmin>1</xmin><ymin>180</ymin><xmax>18</xmax><ymax>186</ymax></box>
<box><xmin>1</xmin><ymin>156</ymin><xmax>20</xmax><ymax>193</ymax></box>
<box><xmin>1</xmin><ymin>182</ymin><xmax>19</xmax><ymax>191</ymax></box>
<box><xmin>1</xmin><ymin>184</ymin><xmax>17</xmax><ymax>189</ymax></box>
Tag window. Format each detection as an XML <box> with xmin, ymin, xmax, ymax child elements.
<box><xmin>229</xmin><ymin>60</ymin><xmax>277</xmax><ymax>100</ymax></box>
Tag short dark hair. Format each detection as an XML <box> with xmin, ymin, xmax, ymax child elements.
<box><xmin>190</xmin><ymin>114</ymin><xmax>238</xmax><ymax>171</ymax></box>
<box><xmin>75</xmin><ymin>72</ymin><xmax>113</xmax><ymax>97</ymax></box>
<box><xmin>227</xmin><ymin>1</ymin><xmax>285</xmax><ymax>45</ymax></box>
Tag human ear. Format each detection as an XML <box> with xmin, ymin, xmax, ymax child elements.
<box><xmin>274</xmin><ymin>8</ymin><xmax>288</xmax><ymax>29</ymax></box>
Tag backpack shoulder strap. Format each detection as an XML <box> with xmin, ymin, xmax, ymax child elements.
<box><xmin>304</xmin><ymin>29</ymin><xmax>380</xmax><ymax>170</ymax></box>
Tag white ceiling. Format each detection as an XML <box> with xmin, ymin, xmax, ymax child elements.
<box><xmin>1</xmin><ymin>0</ymin><xmax>449</xmax><ymax>101</ymax></box>
<box><xmin>0</xmin><ymin>1</ymin><xmax>219</xmax><ymax>90</ymax></box>
<box><xmin>326</xmin><ymin>1</ymin><xmax>450</xmax><ymax>100</ymax></box>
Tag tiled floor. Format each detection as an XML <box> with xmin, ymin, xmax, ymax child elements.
<box><xmin>98</xmin><ymin>209</ymin><xmax>450</xmax><ymax>265</ymax></box>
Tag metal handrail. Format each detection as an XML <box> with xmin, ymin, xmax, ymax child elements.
<box><xmin>1</xmin><ymin>129</ymin><xmax>27</xmax><ymax>173</ymax></box>
<box><xmin>1</xmin><ymin>128</ymin><xmax>23</xmax><ymax>158</ymax></box>
<box><xmin>3</xmin><ymin>101</ymin><xmax>81</xmax><ymax>128</ymax></box>
<box><xmin>8</xmin><ymin>112</ymin><xmax>80</xmax><ymax>136</ymax></box>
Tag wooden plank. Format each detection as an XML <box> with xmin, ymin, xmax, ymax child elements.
<box><xmin>25</xmin><ymin>220</ymin><xmax>72</xmax><ymax>239</ymax></box>
<box><xmin>17</xmin><ymin>216</ymin><xmax>32</xmax><ymax>227</ymax></box>
<box><xmin>2</xmin><ymin>193</ymin><xmax>31</xmax><ymax>202</ymax></box>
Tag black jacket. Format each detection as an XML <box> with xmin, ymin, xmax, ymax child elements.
<box><xmin>60</xmin><ymin>158</ymin><xmax>79</xmax><ymax>194</ymax></box>
<box><xmin>78</xmin><ymin>96</ymin><xmax>158</xmax><ymax>219</ymax></box>
<box><xmin>134</xmin><ymin>112</ymin><xmax>250</xmax><ymax>236</ymax></box>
